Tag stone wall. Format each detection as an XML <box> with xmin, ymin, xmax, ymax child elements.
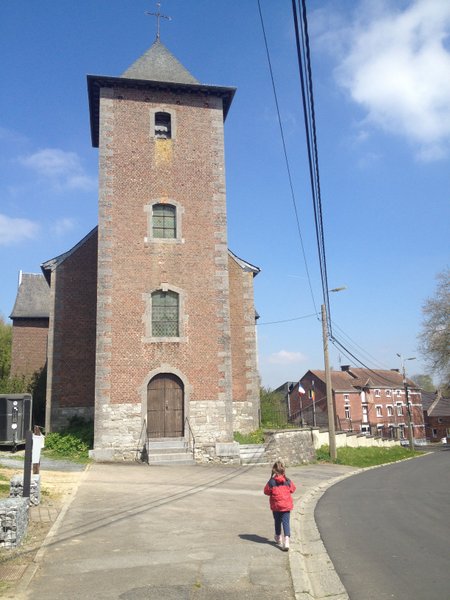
<box><xmin>0</xmin><ymin>498</ymin><xmax>29</xmax><ymax>548</ymax></box>
<box><xmin>10</xmin><ymin>474</ymin><xmax>41</xmax><ymax>506</ymax></box>
<box><xmin>263</xmin><ymin>429</ymin><xmax>316</xmax><ymax>466</ymax></box>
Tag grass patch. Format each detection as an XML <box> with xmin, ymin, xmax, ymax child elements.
<box><xmin>233</xmin><ymin>429</ymin><xmax>265</xmax><ymax>444</ymax></box>
<box><xmin>316</xmin><ymin>444</ymin><xmax>421</xmax><ymax>468</ymax></box>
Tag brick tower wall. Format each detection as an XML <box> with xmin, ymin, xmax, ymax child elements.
<box><xmin>228</xmin><ymin>256</ymin><xmax>260</xmax><ymax>432</ymax></box>
<box><xmin>10</xmin><ymin>318</ymin><xmax>48</xmax><ymax>378</ymax></box>
<box><xmin>46</xmin><ymin>231</ymin><xmax>98</xmax><ymax>430</ymax></box>
<box><xmin>94</xmin><ymin>86</ymin><xmax>234</xmax><ymax>460</ymax></box>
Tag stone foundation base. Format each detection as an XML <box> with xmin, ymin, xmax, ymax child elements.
<box><xmin>0</xmin><ymin>498</ymin><xmax>29</xmax><ymax>548</ymax></box>
<box><xmin>10</xmin><ymin>474</ymin><xmax>41</xmax><ymax>506</ymax></box>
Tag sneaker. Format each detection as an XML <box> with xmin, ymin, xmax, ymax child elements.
<box><xmin>274</xmin><ymin>535</ymin><xmax>282</xmax><ymax>546</ymax></box>
<box><xmin>283</xmin><ymin>536</ymin><xmax>290</xmax><ymax>551</ymax></box>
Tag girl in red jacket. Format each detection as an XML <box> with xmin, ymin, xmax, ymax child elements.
<box><xmin>264</xmin><ymin>460</ymin><xmax>296</xmax><ymax>551</ymax></box>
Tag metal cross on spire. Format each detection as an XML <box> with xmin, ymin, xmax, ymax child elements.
<box><xmin>146</xmin><ymin>2</ymin><xmax>172</xmax><ymax>42</ymax></box>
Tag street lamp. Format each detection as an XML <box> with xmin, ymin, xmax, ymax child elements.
<box><xmin>396</xmin><ymin>353</ymin><xmax>416</xmax><ymax>451</ymax></box>
<box><xmin>322</xmin><ymin>287</ymin><xmax>347</xmax><ymax>461</ymax></box>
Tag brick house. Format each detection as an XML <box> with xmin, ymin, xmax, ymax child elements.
<box><xmin>9</xmin><ymin>273</ymin><xmax>49</xmax><ymax>378</ymax></box>
<box><xmin>10</xmin><ymin>38</ymin><xmax>261</xmax><ymax>462</ymax></box>
<box><xmin>293</xmin><ymin>366</ymin><xmax>425</xmax><ymax>441</ymax></box>
<box><xmin>422</xmin><ymin>392</ymin><xmax>450</xmax><ymax>442</ymax></box>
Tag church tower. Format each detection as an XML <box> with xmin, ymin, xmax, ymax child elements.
<box><xmin>87</xmin><ymin>38</ymin><xmax>260</xmax><ymax>461</ymax></box>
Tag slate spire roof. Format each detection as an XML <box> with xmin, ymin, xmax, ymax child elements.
<box><xmin>9</xmin><ymin>273</ymin><xmax>50</xmax><ymax>319</ymax></box>
<box><xmin>121</xmin><ymin>39</ymin><xmax>199</xmax><ymax>84</ymax></box>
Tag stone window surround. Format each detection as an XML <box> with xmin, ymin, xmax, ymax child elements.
<box><xmin>149</xmin><ymin>107</ymin><xmax>177</xmax><ymax>140</ymax></box>
<box><xmin>144</xmin><ymin>199</ymin><xmax>184</xmax><ymax>245</ymax></box>
<box><xmin>376</xmin><ymin>405</ymin><xmax>383</xmax><ymax>417</ymax></box>
<box><xmin>142</xmin><ymin>283</ymin><xmax>187</xmax><ymax>343</ymax></box>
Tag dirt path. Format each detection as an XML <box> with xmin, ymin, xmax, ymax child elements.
<box><xmin>0</xmin><ymin>464</ymin><xmax>86</xmax><ymax>598</ymax></box>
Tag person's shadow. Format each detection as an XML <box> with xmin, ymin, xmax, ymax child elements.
<box><xmin>239</xmin><ymin>534</ymin><xmax>284</xmax><ymax>550</ymax></box>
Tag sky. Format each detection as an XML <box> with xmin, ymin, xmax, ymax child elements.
<box><xmin>1</xmin><ymin>0</ymin><xmax>449</xmax><ymax>389</ymax></box>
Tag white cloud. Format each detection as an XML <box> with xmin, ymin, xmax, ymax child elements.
<box><xmin>325</xmin><ymin>0</ymin><xmax>450</xmax><ymax>160</ymax></box>
<box><xmin>52</xmin><ymin>217</ymin><xmax>77</xmax><ymax>236</ymax></box>
<box><xmin>0</xmin><ymin>214</ymin><xmax>39</xmax><ymax>246</ymax></box>
<box><xmin>19</xmin><ymin>148</ymin><xmax>97</xmax><ymax>191</ymax></box>
<box><xmin>267</xmin><ymin>350</ymin><xmax>307</xmax><ymax>365</ymax></box>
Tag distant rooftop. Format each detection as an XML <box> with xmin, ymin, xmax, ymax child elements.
<box><xmin>9</xmin><ymin>273</ymin><xmax>50</xmax><ymax>319</ymax></box>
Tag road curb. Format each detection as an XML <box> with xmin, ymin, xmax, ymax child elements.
<box><xmin>290</xmin><ymin>469</ymin><xmax>359</xmax><ymax>600</ymax></box>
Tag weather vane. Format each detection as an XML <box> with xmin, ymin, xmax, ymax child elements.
<box><xmin>146</xmin><ymin>2</ymin><xmax>172</xmax><ymax>42</ymax></box>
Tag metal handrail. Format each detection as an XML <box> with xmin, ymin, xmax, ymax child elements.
<box><xmin>137</xmin><ymin>418</ymin><xmax>149</xmax><ymax>464</ymax></box>
<box><xmin>184</xmin><ymin>417</ymin><xmax>195</xmax><ymax>460</ymax></box>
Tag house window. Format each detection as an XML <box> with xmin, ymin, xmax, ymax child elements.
<box><xmin>376</xmin><ymin>405</ymin><xmax>382</xmax><ymax>417</ymax></box>
<box><xmin>375</xmin><ymin>389</ymin><xmax>380</xmax><ymax>397</ymax></box>
<box><xmin>344</xmin><ymin>394</ymin><xmax>349</xmax><ymax>401</ymax></box>
<box><xmin>152</xmin><ymin>290</ymin><xmax>179</xmax><ymax>337</ymax></box>
<box><xmin>155</xmin><ymin>111</ymin><xmax>171</xmax><ymax>139</ymax></box>
<box><xmin>386</xmin><ymin>389</ymin><xmax>391</xmax><ymax>398</ymax></box>
<box><xmin>152</xmin><ymin>204</ymin><xmax>176</xmax><ymax>238</ymax></box>
<box><xmin>345</xmin><ymin>406</ymin><xmax>350</xmax><ymax>419</ymax></box>
<box><xmin>361</xmin><ymin>425</ymin><xmax>370</xmax><ymax>435</ymax></box>
<box><xmin>396</xmin><ymin>389</ymin><xmax>402</xmax><ymax>397</ymax></box>
<box><xmin>387</xmin><ymin>406</ymin><xmax>393</xmax><ymax>417</ymax></box>
<box><xmin>396</xmin><ymin>403</ymin><xmax>403</xmax><ymax>416</ymax></box>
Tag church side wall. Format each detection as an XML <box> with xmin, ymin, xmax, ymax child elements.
<box><xmin>94</xmin><ymin>87</ymin><xmax>234</xmax><ymax>460</ymax></box>
<box><xmin>10</xmin><ymin>319</ymin><xmax>48</xmax><ymax>378</ymax></box>
<box><xmin>48</xmin><ymin>232</ymin><xmax>98</xmax><ymax>431</ymax></box>
<box><xmin>228</xmin><ymin>256</ymin><xmax>260</xmax><ymax>433</ymax></box>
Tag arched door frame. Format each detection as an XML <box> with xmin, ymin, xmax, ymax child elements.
<box><xmin>140</xmin><ymin>366</ymin><xmax>191</xmax><ymax>439</ymax></box>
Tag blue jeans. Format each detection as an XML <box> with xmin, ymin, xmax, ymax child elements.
<box><xmin>273</xmin><ymin>511</ymin><xmax>291</xmax><ymax>537</ymax></box>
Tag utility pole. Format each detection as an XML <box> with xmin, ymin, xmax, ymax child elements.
<box><xmin>322</xmin><ymin>304</ymin><xmax>337</xmax><ymax>460</ymax></box>
<box><xmin>397</xmin><ymin>354</ymin><xmax>415</xmax><ymax>451</ymax></box>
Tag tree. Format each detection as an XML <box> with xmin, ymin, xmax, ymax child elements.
<box><xmin>0</xmin><ymin>316</ymin><xmax>12</xmax><ymax>379</ymax></box>
<box><xmin>410</xmin><ymin>374</ymin><xmax>435</xmax><ymax>392</ymax></box>
<box><xmin>419</xmin><ymin>268</ymin><xmax>450</xmax><ymax>388</ymax></box>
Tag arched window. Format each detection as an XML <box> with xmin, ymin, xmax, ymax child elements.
<box><xmin>152</xmin><ymin>203</ymin><xmax>176</xmax><ymax>239</ymax></box>
<box><xmin>155</xmin><ymin>112</ymin><xmax>171</xmax><ymax>139</ymax></box>
<box><xmin>152</xmin><ymin>290</ymin><xmax>179</xmax><ymax>337</ymax></box>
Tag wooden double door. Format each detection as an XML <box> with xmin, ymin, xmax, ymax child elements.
<box><xmin>147</xmin><ymin>374</ymin><xmax>184</xmax><ymax>438</ymax></box>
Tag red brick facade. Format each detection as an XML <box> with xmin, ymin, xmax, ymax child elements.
<box><xmin>44</xmin><ymin>229</ymin><xmax>98</xmax><ymax>429</ymax></box>
<box><xmin>10</xmin><ymin>319</ymin><xmax>48</xmax><ymax>378</ymax></box>
<box><xmin>298</xmin><ymin>368</ymin><xmax>426</xmax><ymax>441</ymax></box>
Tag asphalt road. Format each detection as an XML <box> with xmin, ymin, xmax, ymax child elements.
<box><xmin>315</xmin><ymin>449</ymin><xmax>450</xmax><ymax>600</ymax></box>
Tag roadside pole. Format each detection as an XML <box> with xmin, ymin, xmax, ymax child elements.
<box><xmin>322</xmin><ymin>303</ymin><xmax>337</xmax><ymax>461</ymax></box>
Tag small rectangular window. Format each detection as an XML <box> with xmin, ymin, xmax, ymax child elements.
<box><xmin>387</xmin><ymin>406</ymin><xmax>393</xmax><ymax>417</ymax></box>
<box><xmin>155</xmin><ymin>112</ymin><xmax>171</xmax><ymax>139</ymax></box>
<box><xmin>153</xmin><ymin>204</ymin><xmax>176</xmax><ymax>238</ymax></box>
<box><xmin>152</xmin><ymin>291</ymin><xmax>179</xmax><ymax>337</ymax></box>
<box><xmin>376</xmin><ymin>406</ymin><xmax>382</xmax><ymax>417</ymax></box>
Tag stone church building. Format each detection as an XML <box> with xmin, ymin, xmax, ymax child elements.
<box><xmin>10</xmin><ymin>39</ymin><xmax>261</xmax><ymax>462</ymax></box>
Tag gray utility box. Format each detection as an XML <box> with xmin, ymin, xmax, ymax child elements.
<box><xmin>0</xmin><ymin>394</ymin><xmax>32</xmax><ymax>446</ymax></box>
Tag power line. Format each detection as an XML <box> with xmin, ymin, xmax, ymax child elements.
<box><xmin>291</xmin><ymin>0</ymin><xmax>331</xmax><ymax>330</ymax></box>
<box><xmin>257</xmin><ymin>312</ymin><xmax>317</xmax><ymax>326</ymax></box>
<box><xmin>257</xmin><ymin>0</ymin><xmax>317</xmax><ymax>316</ymax></box>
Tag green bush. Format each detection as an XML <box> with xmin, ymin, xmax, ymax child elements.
<box><xmin>43</xmin><ymin>417</ymin><xmax>94</xmax><ymax>462</ymax></box>
<box><xmin>44</xmin><ymin>433</ymin><xmax>89</xmax><ymax>459</ymax></box>
<box><xmin>233</xmin><ymin>429</ymin><xmax>265</xmax><ymax>444</ymax></box>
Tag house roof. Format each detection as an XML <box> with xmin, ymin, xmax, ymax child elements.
<box><xmin>41</xmin><ymin>227</ymin><xmax>98</xmax><ymax>283</ymax></box>
<box><xmin>301</xmin><ymin>367</ymin><xmax>418</xmax><ymax>392</ymax></box>
<box><xmin>9</xmin><ymin>273</ymin><xmax>50</xmax><ymax>319</ymax></box>
<box><xmin>427</xmin><ymin>395</ymin><xmax>450</xmax><ymax>418</ymax></box>
<box><xmin>228</xmin><ymin>250</ymin><xmax>260</xmax><ymax>275</ymax></box>
<box><xmin>87</xmin><ymin>40</ymin><xmax>236</xmax><ymax>147</ymax></box>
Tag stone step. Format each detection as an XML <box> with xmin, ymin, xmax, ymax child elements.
<box><xmin>147</xmin><ymin>438</ymin><xmax>186</xmax><ymax>450</ymax></box>
<box><xmin>147</xmin><ymin>452</ymin><xmax>195</xmax><ymax>465</ymax></box>
<box><xmin>239</xmin><ymin>444</ymin><xmax>267</xmax><ymax>465</ymax></box>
